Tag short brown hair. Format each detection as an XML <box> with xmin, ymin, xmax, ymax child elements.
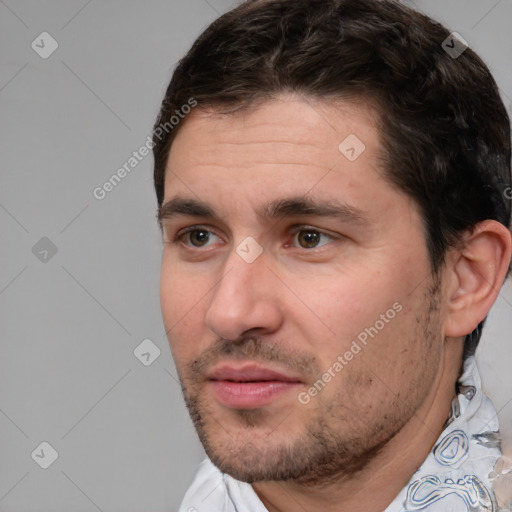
<box><xmin>152</xmin><ymin>0</ymin><xmax>511</xmax><ymax>358</ymax></box>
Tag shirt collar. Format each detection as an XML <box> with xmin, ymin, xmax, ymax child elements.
<box><xmin>385</xmin><ymin>355</ymin><xmax>501</xmax><ymax>512</ymax></box>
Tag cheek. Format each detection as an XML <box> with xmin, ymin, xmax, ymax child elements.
<box><xmin>159</xmin><ymin>263</ymin><xmax>179</xmax><ymax>326</ymax></box>
<box><xmin>298</xmin><ymin>271</ymin><xmax>399</xmax><ymax>342</ymax></box>
<box><xmin>291</xmin><ymin>265</ymin><xmax>424</xmax><ymax>385</ymax></box>
<box><xmin>160</xmin><ymin>256</ymin><xmax>202</xmax><ymax>316</ymax></box>
<box><xmin>160</xmin><ymin>262</ymin><xmax>205</xmax><ymax>361</ymax></box>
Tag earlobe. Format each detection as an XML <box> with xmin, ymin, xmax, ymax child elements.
<box><xmin>444</xmin><ymin>220</ymin><xmax>512</xmax><ymax>338</ymax></box>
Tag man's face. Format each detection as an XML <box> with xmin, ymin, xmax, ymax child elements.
<box><xmin>159</xmin><ymin>95</ymin><xmax>448</xmax><ymax>483</ymax></box>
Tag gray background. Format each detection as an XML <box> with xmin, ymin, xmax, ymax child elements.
<box><xmin>0</xmin><ymin>0</ymin><xmax>511</xmax><ymax>511</ymax></box>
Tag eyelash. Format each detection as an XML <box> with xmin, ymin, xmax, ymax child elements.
<box><xmin>172</xmin><ymin>225</ymin><xmax>338</xmax><ymax>250</ymax></box>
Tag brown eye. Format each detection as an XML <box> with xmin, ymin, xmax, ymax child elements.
<box><xmin>297</xmin><ymin>230</ymin><xmax>321</xmax><ymax>249</ymax></box>
<box><xmin>290</xmin><ymin>226</ymin><xmax>336</xmax><ymax>250</ymax></box>
<box><xmin>186</xmin><ymin>229</ymin><xmax>211</xmax><ymax>247</ymax></box>
<box><xmin>174</xmin><ymin>225</ymin><xmax>223</xmax><ymax>250</ymax></box>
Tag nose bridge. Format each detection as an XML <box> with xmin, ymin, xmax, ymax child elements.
<box><xmin>205</xmin><ymin>238</ymin><xmax>280</xmax><ymax>339</ymax></box>
<box><xmin>210</xmin><ymin>239</ymin><xmax>266</xmax><ymax>313</ymax></box>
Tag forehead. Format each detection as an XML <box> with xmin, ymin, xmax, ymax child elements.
<box><xmin>161</xmin><ymin>95</ymin><xmax>408</xmax><ymax>230</ymax></box>
<box><xmin>165</xmin><ymin>94</ymin><xmax>383</xmax><ymax>183</ymax></box>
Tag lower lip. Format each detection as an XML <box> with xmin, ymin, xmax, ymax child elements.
<box><xmin>209</xmin><ymin>380</ymin><xmax>300</xmax><ymax>408</ymax></box>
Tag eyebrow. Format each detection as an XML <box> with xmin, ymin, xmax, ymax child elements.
<box><xmin>157</xmin><ymin>195</ymin><xmax>369</xmax><ymax>229</ymax></box>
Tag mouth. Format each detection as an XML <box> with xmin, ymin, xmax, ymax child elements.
<box><xmin>207</xmin><ymin>363</ymin><xmax>304</xmax><ymax>409</ymax></box>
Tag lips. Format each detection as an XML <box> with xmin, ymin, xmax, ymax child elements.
<box><xmin>208</xmin><ymin>364</ymin><xmax>303</xmax><ymax>383</ymax></box>
<box><xmin>207</xmin><ymin>363</ymin><xmax>303</xmax><ymax>409</ymax></box>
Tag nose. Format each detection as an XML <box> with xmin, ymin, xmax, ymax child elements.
<box><xmin>204</xmin><ymin>244</ymin><xmax>283</xmax><ymax>341</ymax></box>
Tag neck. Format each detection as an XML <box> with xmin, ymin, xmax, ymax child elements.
<box><xmin>252</xmin><ymin>341</ymin><xmax>464</xmax><ymax>512</ymax></box>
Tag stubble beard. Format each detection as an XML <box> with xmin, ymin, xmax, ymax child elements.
<box><xmin>177</xmin><ymin>278</ymin><xmax>444</xmax><ymax>486</ymax></box>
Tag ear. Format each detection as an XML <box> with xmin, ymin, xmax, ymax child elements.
<box><xmin>444</xmin><ymin>220</ymin><xmax>512</xmax><ymax>338</ymax></box>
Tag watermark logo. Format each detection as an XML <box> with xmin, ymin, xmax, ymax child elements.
<box><xmin>31</xmin><ymin>441</ymin><xmax>59</xmax><ymax>469</ymax></box>
<box><xmin>31</xmin><ymin>32</ymin><xmax>59</xmax><ymax>59</ymax></box>
<box><xmin>236</xmin><ymin>236</ymin><xmax>263</xmax><ymax>263</ymax></box>
<box><xmin>442</xmin><ymin>32</ymin><xmax>468</xmax><ymax>59</ymax></box>
<box><xmin>134</xmin><ymin>339</ymin><xmax>161</xmax><ymax>366</ymax></box>
<box><xmin>338</xmin><ymin>134</ymin><xmax>366</xmax><ymax>162</ymax></box>
<box><xmin>32</xmin><ymin>237</ymin><xmax>58</xmax><ymax>263</ymax></box>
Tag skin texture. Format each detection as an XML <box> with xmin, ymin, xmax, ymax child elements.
<box><xmin>159</xmin><ymin>94</ymin><xmax>510</xmax><ymax>512</ymax></box>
